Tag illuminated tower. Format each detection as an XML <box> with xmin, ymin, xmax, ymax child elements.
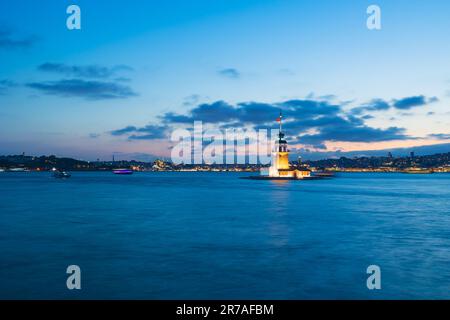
<box><xmin>276</xmin><ymin>113</ymin><xmax>290</xmax><ymax>170</ymax></box>
<box><xmin>263</xmin><ymin>112</ymin><xmax>311</xmax><ymax>179</ymax></box>
<box><xmin>268</xmin><ymin>112</ymin><xmax>290</xmax><ymax>176</ymax></box>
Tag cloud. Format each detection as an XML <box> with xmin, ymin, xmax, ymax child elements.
<box><xmin>112</xmin><ymin>92</ymin><xmax>439</xmax><ymax>146</ymax></box>
<box><xmin>305</xmin><ymin>92</ymin><xmax>337</xmax><ymax>101</ymax></box>
<box><xmin>161</xmin><ymin>112</ymin><xmax>193</xmax><ymax>123</ymax></box>
<box><xmin>392</xmin><ymin>95</ymin><xmax>437</xmax><ymax>110</ymax></box>
<box><xmin>114</xmin><ymin>77</ymin><xmax>132</xmax><ymax>82</ymax></box>
<box><xmin>29</xmin><ymin>63</ymin><xmax>137</xmax><ymax>100</ymax></box>
<box><xmin>428</xmin><ymin>96</ymin><xmax>439</xmax><ymax>103</ymax></box>
<box><xmin>351</xmin><ymin>99</ymin><xmax>390</xmax><ymax>115</ymax></box>
<box><xmin>130</xmin><ymin>125</ymin><xmax>169</xmax><ymax>140</ymax></box>
<box><xmin>128</xmin><ymin>133</ymin><xmax>164</xmax><ymax>140</ymax></box>
<box><xmin>428</xmin><ymin>133</ymin><xmax>450</xmax><ymax>140</ymax></box>
<box><xmin>0</xmin><ymin>79</ymin><xmax>16</xmax><ymax>94</ymax></box>
<box><xmin>0</xmin><ymin>27</ymin><xmax>36</xmax><ymax>49</ymax></box>
<box><xmin>108</xmin><ymin>97</ymin><xmax>416</xmax><ymax>146</ymax></box>
<box><xmin>349</xmin><ymin>95</ymin><xmax>438</xmax><ymax>116</ymax></box>
<box><xmin>318</xmin><ymin>94</ymin><xmax>337</xmax><ymax>101</ymax></box>
<box><xmin>296</xmin><ymin>126</ymin><xmax>409</xmax><ymax>144</ymax></box>
<box><xmin>26</xmin><ymin>79</ymin><xmax>138</xmax><ymax>100</ymax></box>
<box><xmin>110</xmin><ymin>126</ymin><xmax>137</xmax><ymax>136</ymax></box>
<box><xmin>37</xmin><ymin>63</ymin><xmax>133</xmax><ymax>79</ymax></box>
<box><xmin>280</xmin><ymin>100</ymin><xmax>341</xmax><ymax>119</ymax></box>
<box><xmin>311</xmin><ymin>143</ymin><xmax>327</xmax><ymax>150</ymax></box>
<box><xmin>111</xmin><ymin>125</ymin><xmax>169</xmax><ymax>140</ymax></box>
<box><xmin>161</xmin><ymin>99</ymin><xmax>342</xmax><ymax>126</ymax></box>
<box><xmin>162</xmin><ymin>101</ymin><xmax>239</xmax><ymax>123</ymax></box>
<box><xmin>218</xmin><ymin>68</ymin><xmax>240</xmax><ymax>79</ymax></box>
<box><xmin>182</xmin><ymin>94</ymin><xmax>202</xmax><ymax>106</ymax></box>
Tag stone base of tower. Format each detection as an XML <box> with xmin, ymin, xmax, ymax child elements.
<box><xmin>241</xmin><ymin>174</ymin><xmax>322</xmax><ymax>181</ymax></box>
<box><xmin>259</xmin><ymin>166</ymin><xmax>312</xmax><ymax>179</ymax></box>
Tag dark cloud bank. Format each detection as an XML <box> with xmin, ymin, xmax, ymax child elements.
<box><xmin>110</xmin><ymin>94</ymin><xmax>442</xmax><ymax>149</ymax></box>
<box><xmin>27</xmin><ymin>79</ymin><xmax>137</xmax><ymax>100</ymax></box>
<box><xmin>0</xmin><ymin>79</ymin><xmax>17</xmax><ymax>95</ymax></box>
<box><xmin>27</xmin><ymin>63</ymin><xmax>137</xmax><ymax>100</ymax></box>
<box><xmin>350</xmin><ymin>96</ymin><xmax>437</xmax><ymax>115</ymax></box>
<box><xmin>37</xmin><ymin>63</ymin><xmax>133</xmax><ymax>79</ymax></box>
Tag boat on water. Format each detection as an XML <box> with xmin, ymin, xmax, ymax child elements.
<box><xmin>52</xmin><ymin>168</ymin><xmax>71</xmax><ymax>178</ymax></box>
<box><xmin>0</xmin><ymin>169</ymin><xmax>5</xmax><ymax>172</ymax></box>
<box><xmin>113</xmin><ymin>168</ymin><xmax>133</xmax><ymax>175</ymax></box>
<box><xmin>9</xmin><ymin>168</ymin><xmax>28</xmax><ymax>172</ymax></box>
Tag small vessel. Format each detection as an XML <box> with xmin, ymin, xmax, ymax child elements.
<box><xmin>52</xmin><ymin>168</ymin><xmax>71</xmax><ymax>178</ymax></box>
<box><xmin>113</xmin><ymin>168</ymin><xmax>133</xmax><ymax>175</ymax></box>
<box><xmin>0</xmin><ymin>169</ymin><xmax>5</xmax><ymax>172</ymax></box>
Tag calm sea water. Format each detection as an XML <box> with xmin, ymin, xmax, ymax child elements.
<box><xmin>0</xmin><ymin>171</ymin><xmax>449</xmax><ymax>299</ymax></box>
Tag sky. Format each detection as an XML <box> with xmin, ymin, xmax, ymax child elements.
<box><xmin>0</xmin><ymin>0</ymin><xmax>449</xmax><ymax>161</ymax></box>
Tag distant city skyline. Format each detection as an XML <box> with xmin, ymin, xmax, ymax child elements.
<box><xmin>1</xmin><ymin>0</ymin><xmax>449</xmax><ymax>161</ymax></box>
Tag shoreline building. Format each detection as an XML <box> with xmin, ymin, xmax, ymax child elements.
<box><xmin>261</xmin><ymin>113</ymin><xmax>311</xmax><ymax>179</ymax></box>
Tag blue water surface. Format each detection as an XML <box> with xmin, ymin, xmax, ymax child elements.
<box><xmin>0</xmin><ymin>172</ymin><xmax>449</xmax><ymax>299</ymax></box>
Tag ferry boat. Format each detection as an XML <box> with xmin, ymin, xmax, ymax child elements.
<box><xmin>113</xmin><ymin>168</ymin><xmax>133</xmax><ymax>175</ymax></box>
<box><xmin>52</xmin><ymin>168</ymin><xmax>71</xmax><ymax>178</ymax></box>
<box><xmin>9</xmin><ymin>168</ymin><xmax>27</xmax><ymax>172</ymax></box>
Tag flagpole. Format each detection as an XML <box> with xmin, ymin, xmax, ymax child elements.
<box><xmin>279</xmin><ymin>111</ymin><xmax>282</xmax><ymax>134</ymax></box>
